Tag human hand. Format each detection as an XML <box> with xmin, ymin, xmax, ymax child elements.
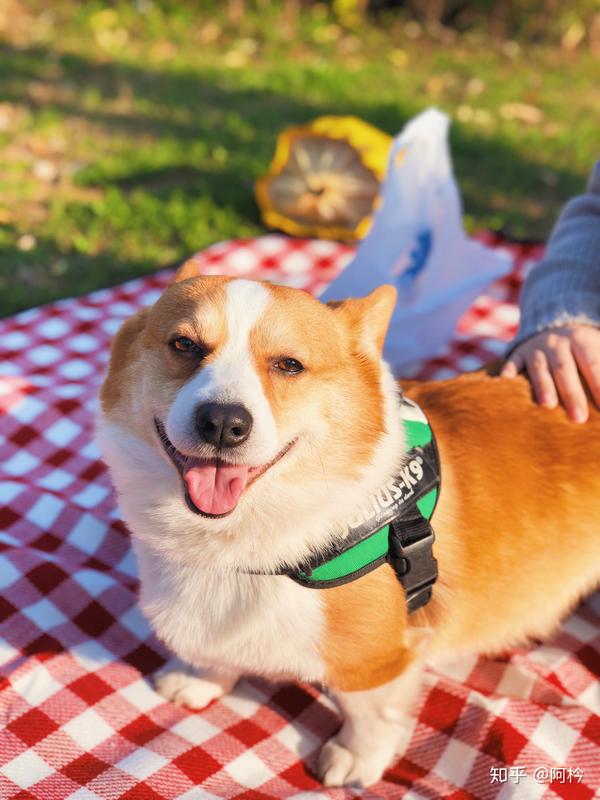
<box><xmin>501</xmin><ymin>326</ymin><xmax>600</xmax><ymax>422</ymax></box>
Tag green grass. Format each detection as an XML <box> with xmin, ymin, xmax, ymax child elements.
<box><xmin>1</xmin><ymin>1</ymin><xmax>598</xmax><ymax>316</ymax></box>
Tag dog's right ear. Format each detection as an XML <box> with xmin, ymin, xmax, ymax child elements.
<box><xmin>100</xmin><ymin>308</ymin><xmax>150</xmax><ymax>411</ymax></box>
<box><xmin>172</xmin><ymin>258</ymin><xmax>201</xmax><ymax>283</ymax></box>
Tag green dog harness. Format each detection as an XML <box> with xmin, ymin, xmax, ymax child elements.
<box><xmin>277</xmin><ymin>396</ymin><xmax>440</xmax><ymax>613</ymax></box>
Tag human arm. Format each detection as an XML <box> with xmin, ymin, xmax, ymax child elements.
<box><xmin>502</xmin><ymin>161</ymin><xmax>600</xmax><ymax>421</ymax></box>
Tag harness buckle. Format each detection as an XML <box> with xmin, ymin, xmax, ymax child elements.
<box><xmin>388</xmin><ymin>519</ymin><xmax>438</xmax><ymax>613</ymax></box>
<box><xmin>405</xmin><ymin>584</ymin><xmax>434</xmax><ymax>613</ymax></box>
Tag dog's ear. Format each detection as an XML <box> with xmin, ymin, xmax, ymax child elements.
<box><xmin>327</xmin><ymin>285</ymin><xmax>397</xmax><ymax>356</ymax></box>
<box><xmin>172</xmin><ymin>258</ymin><xmax>201</xmax><ymax>284</ymax></box>
<box><xmin>100</xmin><ymin>308</ymin><xmax>150</xmax><ymax>411</ymax></box>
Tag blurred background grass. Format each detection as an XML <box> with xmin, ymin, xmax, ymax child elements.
<box><xmin>1</xmin><ymin>0</ymin><xmax>598</xmax><ymax>315</ymax></box>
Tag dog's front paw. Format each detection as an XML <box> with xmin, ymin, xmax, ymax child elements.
<box><xmin>155</xmin><ymin>669</ymin><xmax>231</xmax><ymax>710</ymax></box>
<box><xmin>317</xmin><ymin>737</ymin><xmax>387</xmax><ymax>788</ymax></box>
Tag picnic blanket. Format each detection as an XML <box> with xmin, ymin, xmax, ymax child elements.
<box><xmin>1</xmin><ymin>234</ymin><xmax>598</xmax><ymax>800</ymax></box>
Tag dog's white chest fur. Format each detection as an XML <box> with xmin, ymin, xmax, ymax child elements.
<box><xmin>134</xmin><ymin>540</ymin><xmax>327</xmax><ymax>682</ymax></box>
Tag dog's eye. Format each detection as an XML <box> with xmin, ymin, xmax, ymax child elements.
<box><xmin>274</xmin><ymin>358</ymin><xmax>304</xmax><ymax>374</ymax></box>
<box><xmin>170</xmin><ymin>336</ymin><xmax>204</xmax><ymax>355</ymax></box>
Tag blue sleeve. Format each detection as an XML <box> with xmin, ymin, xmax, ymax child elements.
<box><xmin>508</xmin><ymin>160</ymin><xmax>600</xmax><ymax>353</ymax></box>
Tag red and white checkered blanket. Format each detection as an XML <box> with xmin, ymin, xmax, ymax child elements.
<box><xmin>1</xmin><ymin>235</ymin><xmax>598</xmax><ymax>800</ymax></box>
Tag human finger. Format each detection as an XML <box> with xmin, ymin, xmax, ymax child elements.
<box><xmin>571</xmin><ymin>331</ymin><xmax>600</xmax><ymax>409</ymax></box>
<box><xmin>545</xmin><ymin>340</ymin><xmax>588</xmax><ymax>422</ymax></box>
<box><xmin>501</xmin><ymin>351</ymin><xmax>524</xmax><ymax>378</ymax></box>
<box><xmin>526</xmin><ymin>348</ymin><xmax>559</xmax><ymax>409</ymax></box>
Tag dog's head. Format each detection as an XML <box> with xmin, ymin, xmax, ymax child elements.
<box><xmin>98</xmin><ymin>266</ymin><xmax>401</xmax><ymax>564</ymax></box>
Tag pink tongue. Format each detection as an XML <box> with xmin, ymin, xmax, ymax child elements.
<box><xmin>183</xmin><ymin>462</ymin><xmax>250</xmax><ymax>515</ymax></box>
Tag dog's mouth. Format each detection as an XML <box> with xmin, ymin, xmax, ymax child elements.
<box><xmin>154</xmin><ymin>418</ymin><xmax>296</xmax><ymax>518</ymax></box>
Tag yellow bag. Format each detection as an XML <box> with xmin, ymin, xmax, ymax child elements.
<box><xmin>255</xmin><ymin>116</ymin><xmax>392</xmax><ymax>241</ymax></box>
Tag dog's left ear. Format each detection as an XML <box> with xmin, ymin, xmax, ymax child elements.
<box><xmin>172</xmin><ymin>258</ymin><xmax>201</xmax><ymax>284</ymax></box>
<box><xmin>327</xmin><ymin>285</ymin><xmax>397</xmax><ymax>356</ymax></box>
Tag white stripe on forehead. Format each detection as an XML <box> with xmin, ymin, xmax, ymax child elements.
<box><xmin>223</xmin><ymin>279</ymin><xmax>270</xmax><ymax>354</ymax></box>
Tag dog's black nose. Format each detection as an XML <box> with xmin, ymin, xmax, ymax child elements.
<box><xmin>195</xmin><ymin>403</ymin><xmax>253</xmax><ymax>448</ymax></box>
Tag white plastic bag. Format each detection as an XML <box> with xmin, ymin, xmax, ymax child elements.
<box><xmin>320</xmin><ymin>108</ymin><xmax>511</xmax><ymax>374</ymax></box>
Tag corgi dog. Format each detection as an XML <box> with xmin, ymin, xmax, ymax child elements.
<box><xmin>98</xmin><ymin>265</ymin><xmax>600</xmax><ymax>788</ymax></box>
